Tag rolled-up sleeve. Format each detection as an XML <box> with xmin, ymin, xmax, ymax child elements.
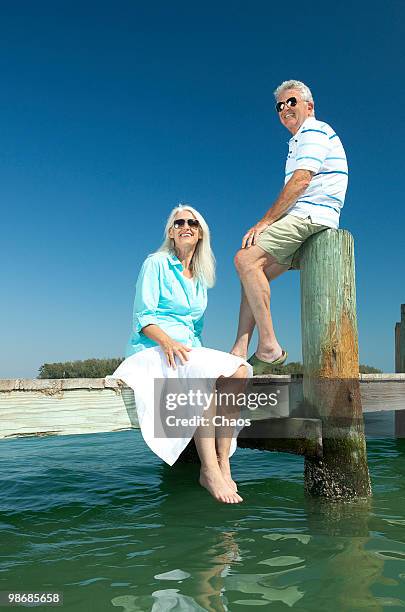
<box><xmin>133</xmin><ymin>256</ymin><xmax>161</xmax><ymax>333</ymax></box>
<box><xmin>295</xmin><ymin>126</ymin><xmax>330</xmax><ymax>174</ymax></box>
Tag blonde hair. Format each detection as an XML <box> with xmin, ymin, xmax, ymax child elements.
<box><xmin>157</xmin><ymin>204</ymin><xmax>216</xmax><ymax>288</ymax></box>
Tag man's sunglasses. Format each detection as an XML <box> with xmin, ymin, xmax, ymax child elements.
<box><xmin>275</xmin><ymin>96</ymin><xmax>298</xmax><ymax>113</ymax></box>
<box><xmin>173</xmin><ymin>218</ymin><xmax>200</xmax><ymax>229</ymax></box>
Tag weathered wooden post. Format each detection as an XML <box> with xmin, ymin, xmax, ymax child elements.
<box><xmin>395</xmin><ymin>304</ymin><xmax>405</xmax><ymax>373</ymax></box>
<box><xmin>394</xmin><ymin>305</ymin><xmax>405</xmax><ymax>436</ymax></box>
<box><xmin>298</xmin><ymin>229</ymin><xmax>372</xmax><ymax>499</ymax></box>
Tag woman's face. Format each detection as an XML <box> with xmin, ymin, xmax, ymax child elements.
<box><xmin>169</xmin><ymin>209</ymin><xmax>202</xmax><ymax>251</ymax></box>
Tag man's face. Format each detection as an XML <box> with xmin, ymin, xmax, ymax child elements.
<box><xmin>276</xmin><ymin>88</ymin><xmax>314</xmax><ymax>135</ymax></box>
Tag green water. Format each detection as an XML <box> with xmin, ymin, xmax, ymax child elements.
<box><xmin>1</xmin><ymin>430</ymin><xmax>405</xmax><ymax>611</ymax></box>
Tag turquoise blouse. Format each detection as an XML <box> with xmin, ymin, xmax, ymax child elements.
<box><xmin>125</xmin><ymin>251</ymin><xmax>208</xmax><ymax>357</ymax></box>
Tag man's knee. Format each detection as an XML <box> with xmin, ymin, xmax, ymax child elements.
<box><xmin>234</xmin><ymin>249</ymin><xmax>253</xmax><ymax>275</ymax></box>
<box><xmin>234</xmin><ymin>249</ymin><xmax>267</xmax><ymax>277</ymax></box>
<box><xmin>234</xmin><ymin>249</ymin><xmax>244</xmax><ymax>271</ymax></box>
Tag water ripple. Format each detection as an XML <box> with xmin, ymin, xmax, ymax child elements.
<box><xmin>0</xmin><ymin>432</ymin><xmax>405</xmax><ymax>610</ymax></box>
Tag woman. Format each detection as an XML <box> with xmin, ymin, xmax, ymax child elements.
<box><xmin>109</xmin><ymin>204</ymin><xmax>252</xmax><ymax>504</ymax></box>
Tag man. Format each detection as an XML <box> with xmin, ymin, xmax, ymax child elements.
<box><xmin>230</xmin><ymin>79</ymin><xmax>348</xmax><ymax>374</ymax></box>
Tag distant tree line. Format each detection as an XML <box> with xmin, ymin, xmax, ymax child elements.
<box><xmin>38</xmin><ymin>358</ymin><xmax>124</xmax><ymax>379</ymax></box>
<box><xmin>255</xmin><ymin>362</ymin><xmax>382</xmax><ymax>375</ymax></box>
<box><xmin>358</xmin><ymin>364</ymin><xmax>383</xmax><ymax>374</ymax></box>
<box><xmin>38</xmin><ymin>358</ymin><xmax>382</xmax><ymax>378</ymax></box>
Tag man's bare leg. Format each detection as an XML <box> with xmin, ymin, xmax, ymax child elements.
<box><xmin>230</xmin><ymin>287</ymin><xmax>255</xmax><ymax>360</ymax></box>
<box><xmin>231</xmin><ymin>257</ymin><xmax>289</xmax><ymax>360</ymax></box>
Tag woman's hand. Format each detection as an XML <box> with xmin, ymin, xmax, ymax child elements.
<box><xmin>159</xmin><ymin>338</ymin><xmax>192</xmax><ymax>369</ymax></box>
<box><xmin>141</xmin><ymin>324</ymin><xmax>192</xmax><ymax>369</ymax></box>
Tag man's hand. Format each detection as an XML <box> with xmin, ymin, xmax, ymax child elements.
<box><xmin>242</xmin><ymin>170</ymin><xmax>315</xmax><ymax>248</ymax></box>
<box><xmin>242</xmin><ymin>220</ymin><xmax>271</xmax><ymax>248</ymax></box>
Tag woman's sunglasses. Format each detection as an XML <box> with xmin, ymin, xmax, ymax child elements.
<box><xmin>173</xmin><ymin>218</ymin><xmax>200</xmax><ymax>229</ymax></box>
<box><xmin>275</xmin><ymin>96</ymin><xmax>298</xmax><ymax>113</ymax></box>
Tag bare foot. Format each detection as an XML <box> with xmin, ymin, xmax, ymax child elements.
<box><xmin>218</xmin><ymin>458</ymin><xmax>238</xmax><ymax>492</ymax></box>
<box><xmin>199</xmin><ymin>466</ymin><xmax>243</xmax><ymax>503</ymax></box>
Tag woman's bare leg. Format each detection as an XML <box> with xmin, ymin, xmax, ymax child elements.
<box><xmin>215</xmin><ymin>365</ymin><xmax>249</xmax><ymax>492</ymax></box>
<box><xmin>193</xmin><ymin>390</ymin><xmax>243</xmax><ymax>503</ymax></box>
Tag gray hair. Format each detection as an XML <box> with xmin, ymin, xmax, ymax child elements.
<box><xmin>274</xmin><ymin>80</ymin><xmax>314</xmax><ymax>104</ymax></box>
<box><xmin>158</xmin><ymin>203</ymin><xmax>216</xmax><ymax>288</ymax></box>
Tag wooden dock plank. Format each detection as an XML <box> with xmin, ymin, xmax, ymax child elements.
<box><xmin>0</xmin><ymin>376</ymin><xmax>404</xmax><ymax>441</ymax></box>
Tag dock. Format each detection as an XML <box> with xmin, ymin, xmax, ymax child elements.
<box><xmin>1</xmin><ymin>374</ymin><xmax>404</xmax><ymax>441</ymax></box>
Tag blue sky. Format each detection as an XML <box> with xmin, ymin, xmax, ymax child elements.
<box><xmin>1</xmin><ymin>0</ymin><xmax>404</xmax><ymax>378</ymax></box>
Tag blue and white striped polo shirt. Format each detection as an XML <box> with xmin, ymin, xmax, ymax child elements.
<box><xmin>285</xmin><ymin>116</ymin><xmax>348</xmax><ymax>228</ymax></box>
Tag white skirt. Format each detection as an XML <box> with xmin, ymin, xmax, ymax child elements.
<box><xmin>108</xmin><ymin>346</ymin><xmax>253</xmax><ymax>465</ymax></box>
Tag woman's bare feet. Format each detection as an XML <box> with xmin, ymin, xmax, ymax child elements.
<box><xmin>217</xmin><ymin>457</ymin><xmax>238</xmax><ymax>492</ymax></box>
<box><xmin>199</xmin><ymin>466</ymin><xmax>243</xmax><ymax>503</ymax></box>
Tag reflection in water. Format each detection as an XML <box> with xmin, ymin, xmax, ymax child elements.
<box><xmin>146</xmin><ymin>463</ymin><xmax>242</xmax><ymax>611</ymax></box>
<box><xmin>112</xmin><ymin>590</ymin><xmax>207</xmax><ymax>611</ymax></box>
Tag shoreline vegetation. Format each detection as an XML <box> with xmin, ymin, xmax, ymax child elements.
<box><xmin>37</xmin><ymin>358</ymin><xmax>383</xmax><ymax>379</ymax></box>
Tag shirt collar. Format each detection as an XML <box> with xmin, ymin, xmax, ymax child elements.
<box><xmin>167</xmin><ymin>251</ymin><xmax>183</xmax><ymax>267</ymax></box>
<box><xmin>288</xmin><ymin>116</ymin><xmax>314</xmax><ymax>142</ymax></box>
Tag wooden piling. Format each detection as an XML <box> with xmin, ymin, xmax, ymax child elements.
<box><xmin>395</xmin><ymin>304</ymin><xmax>405</xmax><ymax>373</ymax></box>
<box><xmin>298</xmin><ymin>229</ymin><xmax>372</xmax><ymax>499</ymax></box>
<box><xmin>394</xmin><ymin>305</ymin><xmax>405</xmax><ymax>435</ymax></box>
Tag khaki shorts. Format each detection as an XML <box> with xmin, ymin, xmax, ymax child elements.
<box><xmin>256</xmin><ymin>214</ymin><xmax>328</xmax><ymax>267</ymax></box>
